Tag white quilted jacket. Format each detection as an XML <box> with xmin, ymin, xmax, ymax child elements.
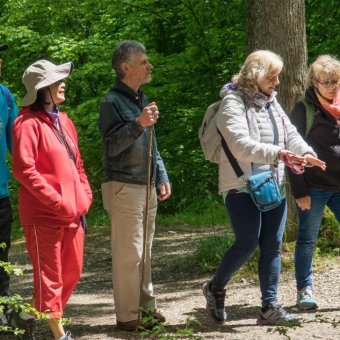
<box><xmin>216</xmin><ymin>90</ymin><xmax>316</xmax><ymax>193</ymax></box>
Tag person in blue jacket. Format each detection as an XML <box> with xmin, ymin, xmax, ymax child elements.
<box><xmin>0</xmin><ymin>43</ymin><xmax>18</xmax><ymax>323</ymax></box>
<box><xmin>0</xmin><ymin>44</ymin><xmax>36</xmax><ymax>340</ymax></box>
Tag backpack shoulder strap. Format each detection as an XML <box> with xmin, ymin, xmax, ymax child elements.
<box><xmin>218</xmin><ymin>129</ymin><xmax>244</xmax><ymax>178</ymax></box>
<box><xmin>300</xmin><ymin>97</ymin><xmax>315</xmax><ymax>137</ymax></box>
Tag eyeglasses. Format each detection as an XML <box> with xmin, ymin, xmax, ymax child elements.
<box><xmin>316</xmin><ymin>79</ymin><xmax>340</xmax><ymax>88</ymax></box>
<box><xmin>55</xmin><ymin>79</ymin><xmax>64</xmax><ymax>85</ymax></box>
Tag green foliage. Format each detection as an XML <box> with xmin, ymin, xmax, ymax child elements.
<box><xmin>0</xmin><ymin>246</ymin><xmax>70</xmax><ymax>336</ymax></box>
<box><xmin>0</xmin><ymin>295</ymin><xmax>49</xmax><ymax>336</ymax></box>
<box><xmin>0</xmin><ymin>260</ymin><xmax>47</xmax><ymax>335</ymax></box>
<box><xmin>316</xmin><ymin>207</ymin><xmax>340</xmax><ymax>255</ymax></box>
<box><xmin>267</xmin><ymin>322</ymin><xmax>302</xmax><ymax>340</ymax></box>
<box><xmin>173</xmin><ymin>317</ymin><xmax>202</xmax><ymax>339</ymax></box>
<box><xmin>305</xmin><ymin>0</ymin><xmax>340</xmax><ymax>61</ymax></box>
<box><xmin>156</xmin><ymin>196</ymin><xmax>228</xmax><ymax>227</ymax></box>
<box><xmin>194</xmin><ymin>233</ymin><xmax>235</xmax><ymax>271</ymax></box>
<box><xmin>313</xmin><ymin>313</ymin><xmax>340</xmax><ymax>328</ymax></box>
<box><xmin>267</xmin><ymin>313</ymin><xmax>340</xmax><ymax>340</ymax></box>
<box><xmin>139</xmin><ymin>309</ymin><xmax>203</xmax><ymax>340</ymax></box>
<box><xmin>0</xmin><ymin>260</ymin><xmax>24</xmax><ymax>277</ymax></box>
<box><xmin>1</xmin><ymin>0</ymin><xmax>339</xmax><ymax>226</ymax></box>
<box><xmin>0</xmin><ymin>0</ymin><xmax>246</xmax><ymax>220</ymax></box>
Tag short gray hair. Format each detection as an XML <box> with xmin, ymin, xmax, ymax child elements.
<box><xmin>112</xmin><ymin>40</ymin><xmax>146</xmax><ymax>79</ymax></box>
<box><xmin>307</xmin><ymin>55</ymin><xmax>340</xmax><ymax>87</ymax></box>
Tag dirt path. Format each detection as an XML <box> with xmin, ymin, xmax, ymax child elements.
<box><xmin>5</xmin><ymin>227</ymin><xmax>340</xmax><ymax>340</ymax></box>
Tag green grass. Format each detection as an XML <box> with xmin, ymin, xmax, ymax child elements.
<box><xmin>193</xmin><ymin>233</ymin><xmax>234</xmax><ymax>271</ymax></box>
<box><xmin>157</xmin><ymin>198</ymin><xmax>229</xmax><ymax>228</ymax></box>
<box><xmin>85</xmin><ymin>195</ymin><xmax>230</xmax><ymax>231</ymax></box>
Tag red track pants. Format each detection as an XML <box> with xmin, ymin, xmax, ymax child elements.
<box><xmin>23</xmin><ymin>224</ymin><xmax>84</xmax><ymax>318</ymax></box>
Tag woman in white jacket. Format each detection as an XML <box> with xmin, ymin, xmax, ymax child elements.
<box><xmin>202</xmin><ymin>50</ymin><xmax>326</xmax><ymax>326</ymax></box>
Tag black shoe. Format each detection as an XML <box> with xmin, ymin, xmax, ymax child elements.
<box><xmin>7</xmin><ymin>309</ymin><xmax>36</xmax><ymax>340</ymax></box>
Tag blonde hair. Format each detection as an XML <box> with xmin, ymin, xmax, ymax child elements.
<box><xmin>307</xmin><ymin>55</ymin><xmax>340</xmax><ymax>87</ymax></box>
<box><xmin>233</xmin><ymin>50</ymin><xmax>283</xmax><ymax>94</ymax></box>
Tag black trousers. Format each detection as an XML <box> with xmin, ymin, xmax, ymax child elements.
<box><xmin>0</xmin><ymin>196</ymin><xmax>12</xmax><ymax>297</ymax></box>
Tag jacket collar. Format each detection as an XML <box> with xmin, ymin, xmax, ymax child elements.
<box><xmin>305</xmin><ymin>87</ymin><xmax>321</xmax><ymax>107</ymax></box>
<box><xmin>114</xmin><ymin>78</ymin><xmax>142</xmax><ymax>96</ymax></box>
<box><xmin>112</xmin><ymin>78</ymin><xmax>145</xmax><ymax>109</ymax></box>
<box><xmin>19</xmin><ymin>107</ymin><xmax>58</xmax><ymax>129</ymax></box>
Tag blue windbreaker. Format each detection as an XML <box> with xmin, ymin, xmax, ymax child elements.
<box><xmin>0</xmin><ymin>84</ymin><xmax>18</xmax><ymax>198</ymax></box>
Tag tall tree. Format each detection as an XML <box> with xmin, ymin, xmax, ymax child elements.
<box><xmin>247</xmin><ymin>0</ymin><xmax>307</xmax><ymax>111</ymax></box>
<box><xmin>246</xmin><ymin>0</ymin><xmax>307</xmax><ymax>240</ymax></box>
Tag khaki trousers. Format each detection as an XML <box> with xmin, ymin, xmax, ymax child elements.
<box><xmin>101</xmin><ymin>181</ymin><xmax>157</xmax><ymax>322</ymax></box>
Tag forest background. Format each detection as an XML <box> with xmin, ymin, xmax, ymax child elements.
<box><xmin>1</xmin><ymin>0</ymin><xmax>339</xmax><ymax>228</ymax></box>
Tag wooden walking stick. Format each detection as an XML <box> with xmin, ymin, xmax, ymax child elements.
<box><xmin>139</xmin><ymin>123</ymin><xmax>154</xmax><ymax>323</ymax></box>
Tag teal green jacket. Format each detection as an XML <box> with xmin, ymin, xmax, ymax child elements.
<box><xmin>0</xmin><ymin>84</ymin><xmax>18</xmax><ymax>198</ymax></box>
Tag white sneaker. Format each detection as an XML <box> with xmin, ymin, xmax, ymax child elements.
<box><xmin>59</xmin><ymin>331</ymin><xmax>74</xmax><ymax>340</ymax></box>
<box><xmin>297</xmin><ymin>286</ymin><xmax>318</xmax><ymax>310</ymax></box>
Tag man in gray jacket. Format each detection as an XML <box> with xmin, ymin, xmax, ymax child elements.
<box><xmin>98</xmin><ymin>40</ymin><xmax>171</xmax><ymax>332</ymax></box>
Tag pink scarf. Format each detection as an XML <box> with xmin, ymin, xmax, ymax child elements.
<box><xmin>316</xmin><ymin>88</ymin><xmax>340</xmax><ymax>119</ymax></box>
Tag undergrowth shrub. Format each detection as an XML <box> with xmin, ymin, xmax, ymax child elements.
<box><xmin>0</xmin><ymin>243</ymin><xmax>47</xmax><ymax>336</ymax></box>
<box><xmin>194</xmin><ymin>234</ymin><xmax>234</xmax><ymax>271</ymax></box>
<box><xmin>317</xmin><ymin>207</ymin><xmax>340</xmax><ymax>255</ymax></box>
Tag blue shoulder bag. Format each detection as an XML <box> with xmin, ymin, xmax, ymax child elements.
<box><xmin>246</xmin><ymin>170</ymin><xmax>281</xmax><ymax>211</ymax></box>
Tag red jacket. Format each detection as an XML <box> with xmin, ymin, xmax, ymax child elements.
<box><xmin>12</xmin><ymin>107</ymin><xmax>92</xmax><ymax>226</ymax></box>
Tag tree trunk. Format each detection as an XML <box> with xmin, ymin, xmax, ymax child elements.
<box><xmin>246</xmin><ymin>0</ymin><xmax>307</xmax><ymax>241</ymax></box>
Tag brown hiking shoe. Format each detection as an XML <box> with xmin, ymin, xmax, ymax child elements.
<box><xmin>116</xmin><ymin>320</ymin><xmax>139</xmax><ymax>332</ymax></box>
<box><xmin>142</xmin><ymin>309</ymin><xmax>166</xmax><ymax>323</ymax></box>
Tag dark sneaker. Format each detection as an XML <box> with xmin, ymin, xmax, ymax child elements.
<box><xmin>202</xmin><ymin>282</ymin><xmax>227</xmax><ymax>324</ymax></box>
<box><xmin>0</xmin><ymin>313</ymin><xmax>8</xmax><ymax>327</ymax></box>
<box><xmin>297</xmin><ymin>286</ymin><xmax>318</xmax><ymax>310</ymax></box>
<box><xmin>117</xmin><ymin>320</ymin><xmax>139</xmax><ymax>332</ymax></box>
<box><xmin>7</xmin><ymin>309</ymin><xmax>36</xmax><ymax>340</ymax></box>
<box><xmin>257</xmin><ymin>302</ymin><xmax>298</xmax><ymax>326</ymax></box>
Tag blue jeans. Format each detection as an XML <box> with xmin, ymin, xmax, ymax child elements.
<box><xmin>0</xmin><ymin>196</ymin><xmax>12</xmax><ymax>297</ymax></box>
<box><xmin>212</xmin><ymin>192</ymin><xmax>287</xmax><ymax>307</ymax></box>
<box><xmin>295</xmin><ymin>188</ymin><xmax>340</xmax><ymax>290</ymax></box>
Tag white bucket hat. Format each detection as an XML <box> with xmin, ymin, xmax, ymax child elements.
<box><xmin>21</xmin><ymin>59</ymin><xmax>73</xmax><ymax>107</ymax></box>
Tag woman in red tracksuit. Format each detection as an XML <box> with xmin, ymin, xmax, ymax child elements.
<box><xmin>12</xmin><ymin>60</ymin><xmax>92</xmax><ymax>340</ymax></box>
